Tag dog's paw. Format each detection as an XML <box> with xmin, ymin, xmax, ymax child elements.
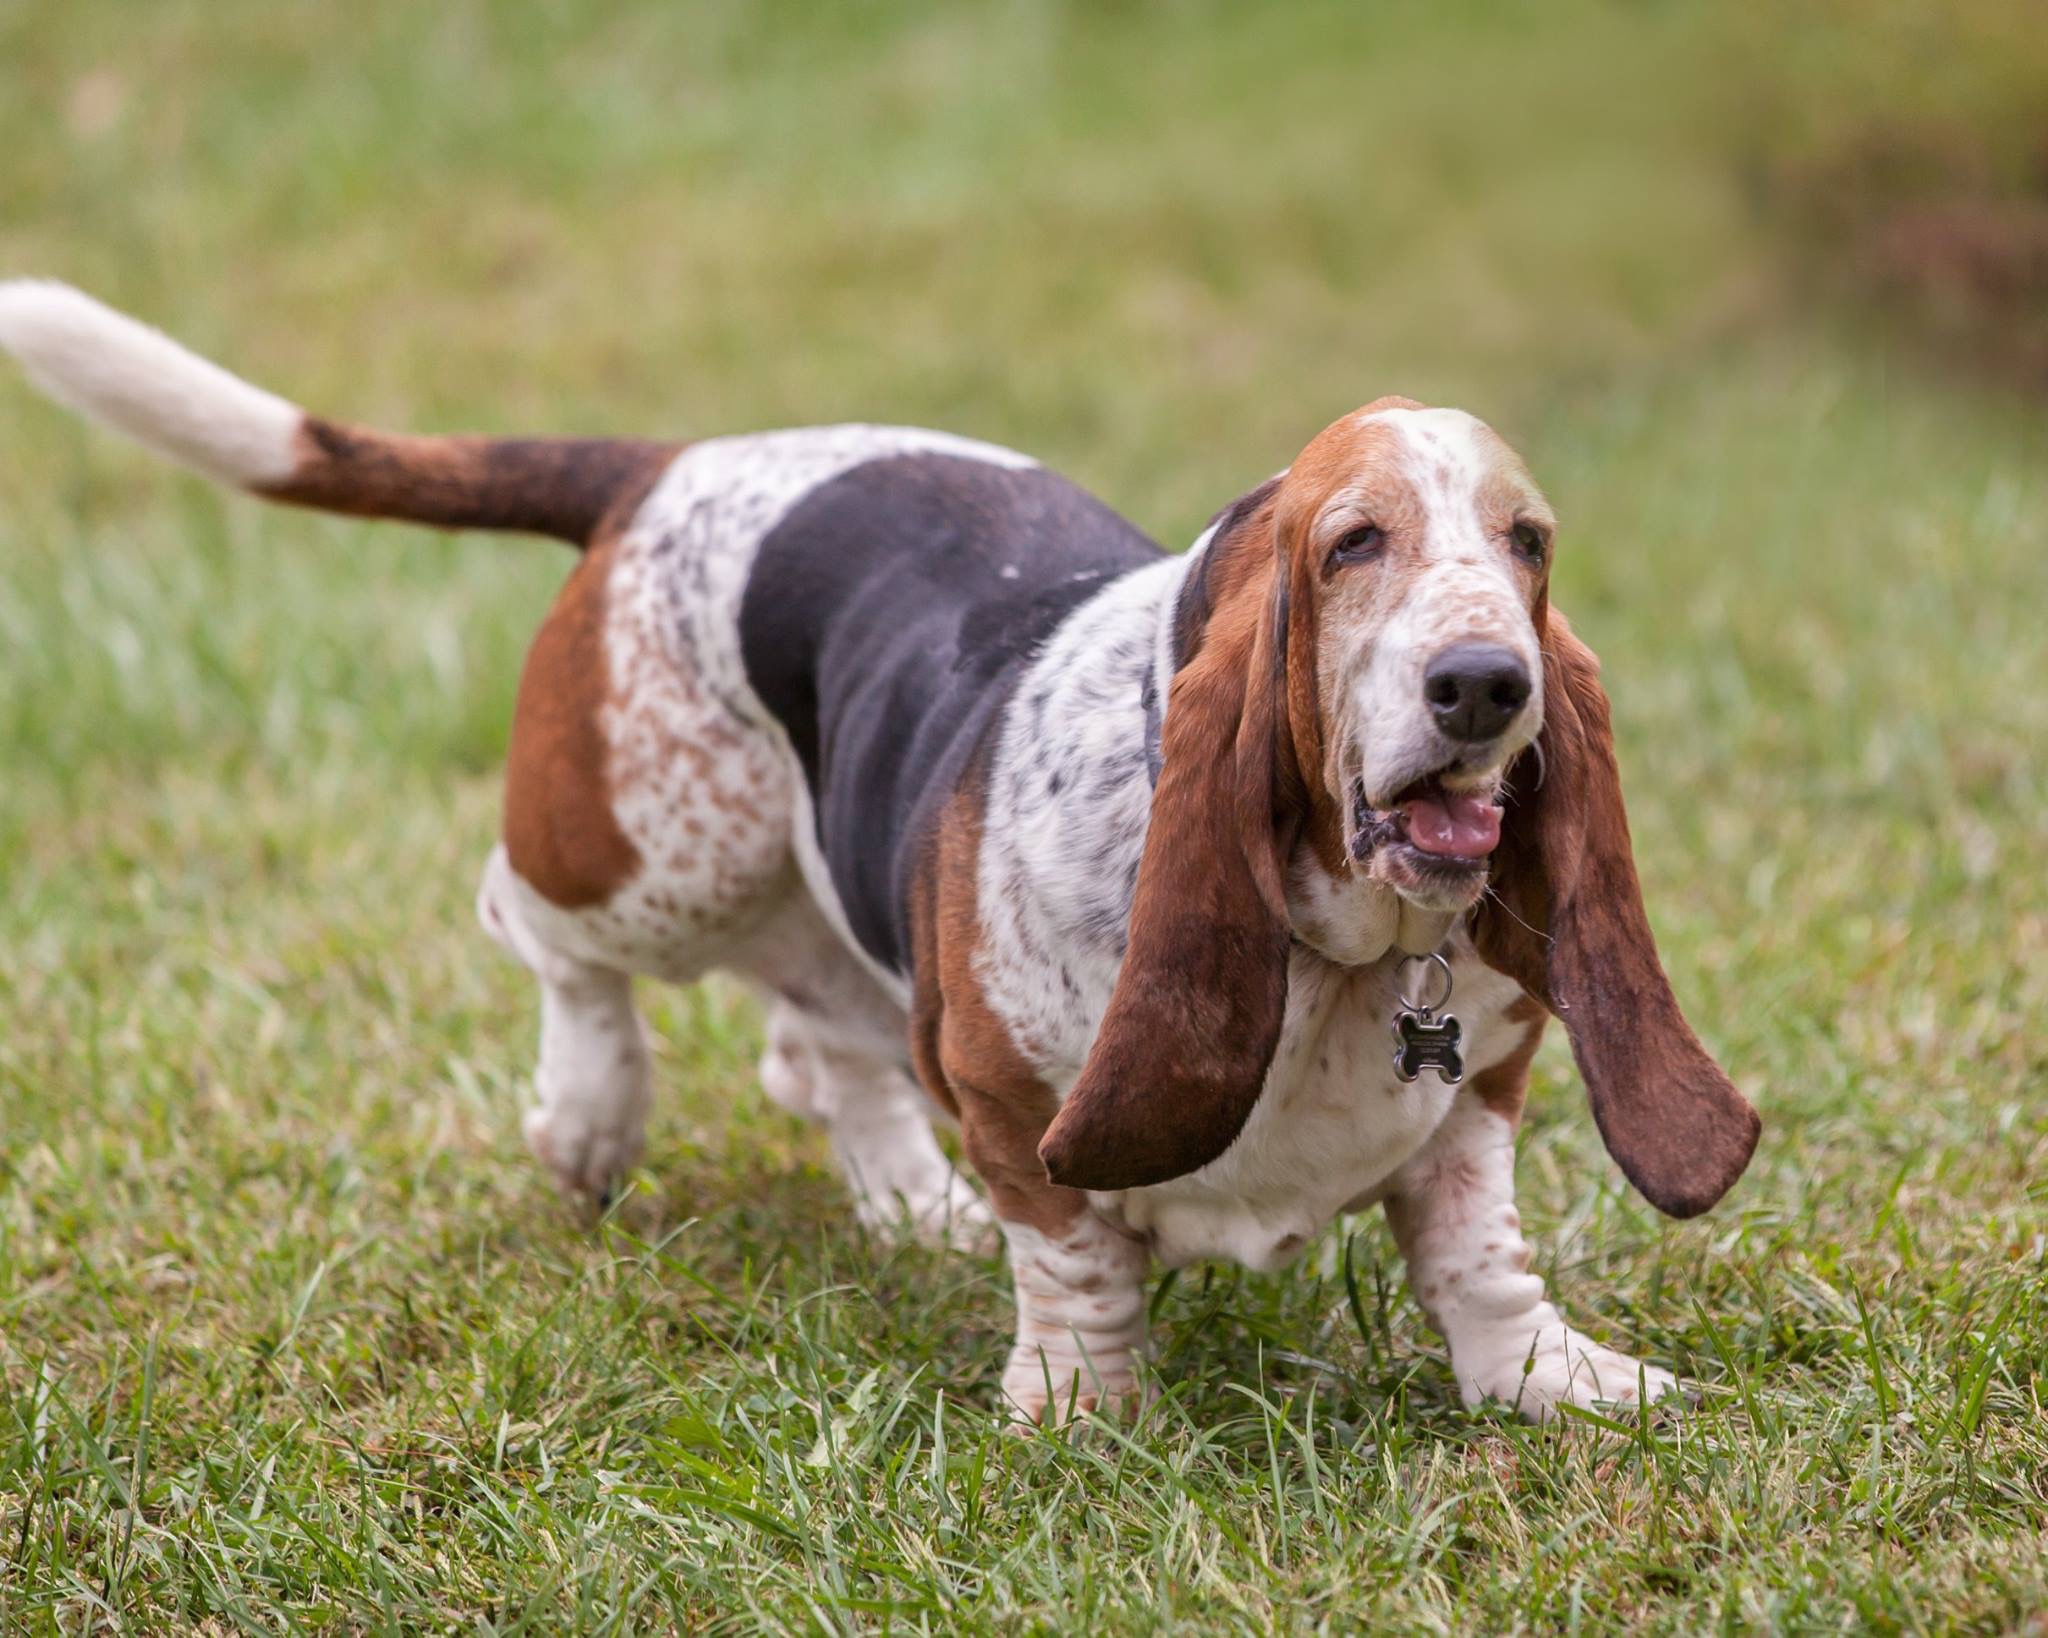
<box><xmin>1460</xmin><ymin>1327</ymin><xmax>1685</xmax><ymax>1423</ymax></box>
<box><xmin>524</xmin><ymin>1103</ymin><xmax>645</xmax><ymax>1205</ymax></box>
<box><xmin>1001</xmin><ymin>1348</ymin><xmax>1146</xmax><ymax>1431</ymax></box>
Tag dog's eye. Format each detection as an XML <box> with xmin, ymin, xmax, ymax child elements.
<box><xmin>1510</xmin><ymin>521</ymin><xmax>1548</xmax><ymax>564</ymax></box>
<box><xmin>1329</xmin><ymin>524</ymin><xmax>1385</xmax><ymax>565</ymax></box>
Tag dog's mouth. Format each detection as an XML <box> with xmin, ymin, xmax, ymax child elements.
<box><xmin>1348</xmin><ymin>773</ymin><xmax>1503</xmax><ymax>880</ymax></box>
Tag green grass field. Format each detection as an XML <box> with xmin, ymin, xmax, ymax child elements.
<box><xmin>3</xmin><ymin>1</ymin><xmax>2045</xmax><ymax>1630</ymax></box>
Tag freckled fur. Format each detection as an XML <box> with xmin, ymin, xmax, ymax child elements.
<box><xmin>503</xmin><ymin>489</ymin><xmax>671</xmax><ymax>911</ymax></box>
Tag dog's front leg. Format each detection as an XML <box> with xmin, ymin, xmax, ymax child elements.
<box><xmin>996</xmin><ymin>1209</ymin><xmax>1151</xmax><ymax>1425</ymax></box>
<box><xmin>953</xmin><ymin>1086</ymin><xmax>1150</xmax><ymax>1424</ymax></box>
<box><xmin>1384</xmin><ymin>1092</ymin><xmax>1681</xmax><ymax>1420</ymax></box>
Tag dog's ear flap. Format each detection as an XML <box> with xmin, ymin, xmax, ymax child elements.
<box><xmin>1038</xmin><ymin>544</ymin><xmax>1299</xmax><ymax>1192</ymax></box>
<box><xmin>1475</xmin><ymin>610</ymin><xmax>1761</xmax><ymax>1218</ymax></box>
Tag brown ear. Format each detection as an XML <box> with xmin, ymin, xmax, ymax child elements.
<box><xmin>1474</xmin><ymin>610</ymin><xmax>1760</xmax><ymax>1218</ymax></box>
<box><xmin>1038</xmin><ymin>560</ymin><xmax>1299</xmax><ymax>1191</ymax></box>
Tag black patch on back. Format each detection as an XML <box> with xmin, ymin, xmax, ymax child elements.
<box><xmin>738</xmin><ymin>453</ymin><xmax>1163</xmax><ymax>975</ymax></box>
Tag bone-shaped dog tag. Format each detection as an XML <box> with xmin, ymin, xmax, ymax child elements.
<box><xmin>1392</xmin><ymin>1008</ymin><xmax>1464</xmax><ymax>1084</ymax></box>
<box><xmin>1391</xmin><ymin>951</ymin><xmax>1464</xmax><ymax>1084</ymax></box>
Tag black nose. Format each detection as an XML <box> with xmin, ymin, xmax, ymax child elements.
<box><xmin>1423</xmin><ymin>643</ymin><xmax>1532</xmax><ymax>742</ymax></box>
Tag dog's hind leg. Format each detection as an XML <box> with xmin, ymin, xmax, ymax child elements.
<box><xmin>478</xmin><ymin>845</ymin><xmax>653</xmax><ymax>1201</ymax></box>
<box><xmin>758</xmin><ymin>1002</ymin><xmax>991</xmax><ymax>1250</ymax></box>
<box><xmin>742</xmin><ymin>899</ymin><xmax>991</xmax><ymax>1250</ymax></box>
<box><xmin>472</xmin><ymin>453</ymin><xmax>802</xmax><ymax>1203</ymax></box>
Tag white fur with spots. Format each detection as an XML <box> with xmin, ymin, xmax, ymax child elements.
<box><xmin>999</xmin><ymin>1216</ymin><xmax>1151</xmax><ymax>1425</ymax></box>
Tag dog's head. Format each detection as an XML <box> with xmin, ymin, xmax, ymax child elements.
<box><xmin>1288</xmin><ymin>400</ymin><xmax>1549</xmax><ymax>913</ymax></box>
<box><xmin>1039</xmin><ymin>401</ymin><xmax>1760</xmax><ymax>1213</ymax></box>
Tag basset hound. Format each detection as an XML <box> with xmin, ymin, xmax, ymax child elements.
<box><xmin>0</xmin><ymin>283</ymin><xmax>1761</xmax><ymax>1424</ymax></box>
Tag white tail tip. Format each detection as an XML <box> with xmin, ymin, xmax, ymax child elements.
<box><xmin>0</xmin><ymin>279</ymin><xmax>301</xmax><ymax>486</ymax></box>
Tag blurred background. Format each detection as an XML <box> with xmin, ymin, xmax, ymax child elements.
<box><xmin>1</xmin><ymin>0</ymin><xmax>2044</xmax><ymax>1622</ymax></box>
<box><xmin>5</xmin><ymin>0</ymin><xmax>2042</xmax><ymax>1153</ymax></box>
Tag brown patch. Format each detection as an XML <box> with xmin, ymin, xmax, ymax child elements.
<box><xmin>907</xmin><ymin>757</ymin><xmax>1087</xmax><ymax>1238</ymax></box>
<box><xmin>1277</xmin><ymin>400</ymin><xmax>1428</xmax><ymax>542</ymax></box>
<box><xmin>1472</xmin><ymin>1011</ymin><xmax>1546</xmax><ymax>1123</ymax></box>
<box><xmin>501</xmin><ymin>526</ymin><xmax>643</xmax><ymax>909</ymax></box>
<box><xmin>1037</xmin><ymin>513</ymin><xmax>1306</xmax><ymax>1191</ymax></box>
<box><xmin>1472</xmin><ymin>610</ymin><xmax>1761</xmax><ymax>1218</ymax></box>
<box><xmin>263</xmin><ymin>412</ymin><xmax>680</xmax><ymax>911</ymax></box>
<box><xmin>264</xmin><ymin>418</ymin><xmax>679</xmax><ymax>546</ymax></box>
<box><xmin>905</xmin><ymin>810</ymin><xmax>965</xmax><ymax>1130</ymax></box>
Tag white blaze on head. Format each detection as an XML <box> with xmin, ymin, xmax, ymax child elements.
<box><xmin>1307</xmin><ymin>404</ymin><xmax>1549</xmax><ymax>808</ymax></box>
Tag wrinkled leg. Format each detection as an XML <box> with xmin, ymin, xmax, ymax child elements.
<box><xmin>759</xmin><ymin>1001</ymin><xmax>990</xmax><ymax>1250</ymax></box>
<box><xmin>951</xmin><ymin>1093</ymin><xmax>1150</xmax><ymax>1423</ymax></box>
<box><xmin>1385</xmin><ymin>1093</ymin><xmax>1681</xmax><ymax>1420</ymax></box>
<box><xmin>996</xmin><ymin>1213</ymin><xmax>1151</xmax><ymax>1426</ymax></box>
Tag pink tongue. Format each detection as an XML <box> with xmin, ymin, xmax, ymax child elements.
<box><xmin>1402</xmin><ymin>790</ymin><xmax>1503</xmax><ymax>858</ymax></box>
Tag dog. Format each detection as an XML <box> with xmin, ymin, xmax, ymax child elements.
<box><xmin>0</xmin><ymin>283</ymin><xmax>1759</xmax><ymax>1424</ymax></box>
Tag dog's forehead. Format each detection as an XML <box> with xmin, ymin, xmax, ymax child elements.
<box><xmin>1363</xmin><ymin>403</ymin><xmax>1496</xmax><ymax>472</ymax></box>
<box><xmin>1287</xmin><ymin>401</ymin><xmax>1546</xmax><ymax>525</ymax></box>
<box><xmin>1349</xmin><ymin>404</ymin><xmax>1530</xmax><ymax>496</ymax></box>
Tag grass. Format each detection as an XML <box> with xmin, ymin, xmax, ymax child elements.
<box><xmin>2</xmin><ymin>0</ymin><xmax>2046</xmax><ymax>1630</ymax></box>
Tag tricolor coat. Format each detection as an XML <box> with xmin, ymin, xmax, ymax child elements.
<box><xmin>0</xmin><ymin>283</ymin><xmax>1759</xmax><ymax>1422</ymax></box>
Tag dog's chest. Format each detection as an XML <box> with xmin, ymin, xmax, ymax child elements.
<box><xmin>1105</xmin><ymin>951</ymin><xmax>1526</xmax><ymax>1270</ymax></box>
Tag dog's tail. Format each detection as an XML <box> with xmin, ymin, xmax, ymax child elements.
<box><xmin>0</xmin><ymin>281</ymin><xmax>676</xmax><ymax>546</ymax></box>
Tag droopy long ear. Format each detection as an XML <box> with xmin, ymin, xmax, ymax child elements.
<box><xmin>1038</xmin><ymin>561</ymin><xmax>1299</xmax><ymax>1191</ymax></box>
<box><xmin>1474</xmin><ymin>610</ymin><xmax>1761</xmax><ymax>1218</ymax></box>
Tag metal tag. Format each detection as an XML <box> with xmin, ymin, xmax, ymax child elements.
<box><xmin>1391</xmin><ymin>950</ymin><xmax>1464</xmax><ymax>1084</ymax></box>
<box><xmin>1392</xmin><ymin>1008</ymin><xmax>1464</xmax><ymax>1084</ymax></box>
